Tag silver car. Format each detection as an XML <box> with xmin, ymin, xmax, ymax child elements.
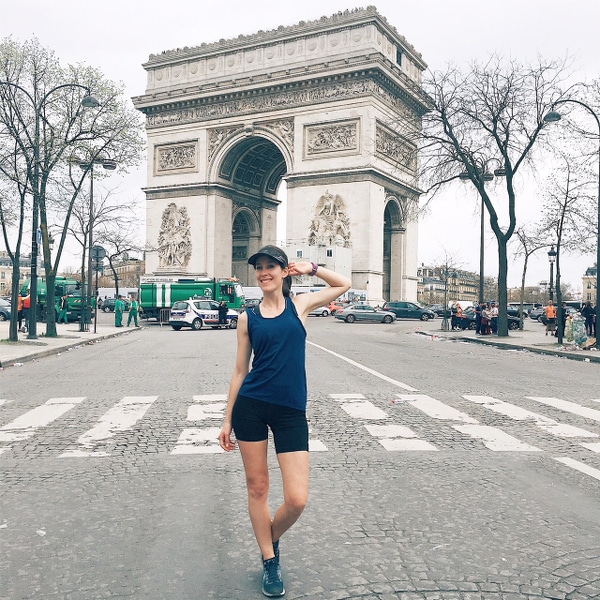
<box><xmin>334</xmin><ymin>303</ymin><xmax>396</xmax><ymax>324</ymax></box>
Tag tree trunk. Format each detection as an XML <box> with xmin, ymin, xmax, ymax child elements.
<box><xmin>497</xmin><ymin>237</ymin><xmax>509</xmax><ymax>337</ymax></box>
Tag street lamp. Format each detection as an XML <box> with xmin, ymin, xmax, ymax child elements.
<box><xmin>547</xmin><ymin>245</ymin><xmax>557</xmax><ymax>302</ymax></box>
<box><xmin>459</xmin><ymin>161</ymin><xmax>506</xmax><ymax>303</ymax></box>
<box><xmin>0</xmin><ymin>80</ymin><xmax>99</xmax><ymax>339</ymax></box>
<box><xmin>72</xmin><ymin>156</ymin><xmax>117</xmax><ymax>332</ymax></box>
<box><xmin>544</xmin><ymin>99</ymin><xmax>600</xmax><ymax>349</ymax></box>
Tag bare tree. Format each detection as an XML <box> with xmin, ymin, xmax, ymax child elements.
<box><xmin>0</xmin><ymin>37</ymin><xmax>144</xmax><ymax>338</ymax></box>
<box><xmin>512</xmin><ymin>226</ymin><xmax>550</xmax><ymax>328</ymax></box>
<box><xmin>419</xmin><ymin>55</ymin><xmax>575</xmax><ymax>336</ymax></box>
<box><xmin>539</xmin><ymin>151</ymin><xmax>596</xmax><ymax>342</ymax></box>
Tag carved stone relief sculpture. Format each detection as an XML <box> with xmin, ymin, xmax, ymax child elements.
<box><xmin>155</xmin><ymin>142</ymin><xmax>197</xmax><ymax>173</ymax></box>
<box><xmin>157</xmin><ymin>203</ymin><xmax>192</xmax><ymax>270</ymax></box>
<box><xmin>308</xmin><ymin>192</ymin><xmax>351</xmax><ymax>247</ymax></box>
<box><xmin>305</xmin><ymin>120</ymin><xmax>358</xmax><ymax>157</ymax></box>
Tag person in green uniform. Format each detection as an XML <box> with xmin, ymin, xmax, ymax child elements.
<box><xmin>58</xmin><ymin>294</ymin><xmax>69</xmax><ymax>324</ymax></box>
<box><xmin>115</xmin><ymin>296</ymin><xmax>124</xmax><ymax>327</ymax></box>
<box><xmin>127</xmin><ymin>297</ymin><xmax>140</xmax><ymax>327</ymax></box>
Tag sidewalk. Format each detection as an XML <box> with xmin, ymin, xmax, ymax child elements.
<box><xmin>0</xmin><ymin>321</ymin><xmax>144</xmax><ymax>368</ymax></box>
<box><xmin>422</xmin><ymin>323</ymin><xmax>600</xmax><ymax>363</ymax></box>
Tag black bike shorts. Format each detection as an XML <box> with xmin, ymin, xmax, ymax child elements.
<box><xmin>232</xmin><ymin>395</ymin><xmax>309</xmax><ymax>454</ymax></box>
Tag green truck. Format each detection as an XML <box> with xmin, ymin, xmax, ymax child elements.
<box><xmin>139</xmin><ymin>276</ymin><xmax>245</xmax><ymax>320</ymax></box>
<box><xmin>20</xmin><ymin>277</ymin><xmax>91</xmax><ymax>322</ymax></box>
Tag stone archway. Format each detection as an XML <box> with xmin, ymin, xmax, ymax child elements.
<box><xmin>133</xmin><ymin>7</ymin><xmax>429</xmax><ymax>302</ymax></box>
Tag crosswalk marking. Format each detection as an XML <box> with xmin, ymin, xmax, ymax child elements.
<box><xmin>365</xmin><ymin>424</ymin><xmax>438</xmax><ymax>451</ymax></box>
<box><xmin>464</xmin><ymin>395</ymin><xmax>599</xmax><ymax>438</ymax></box>
<box><xmin>0</xmin><ymin>397</ymin><xmax>85</xmax><ymax>443</ymax></box>
<box><xmin>397</xmin><ymin>394</ymin><xmax>478</xmax><ymax>423</ymax></box>
<box><xmin>453</xmin><ymin>424</ymin><xmax>541</xmax><ymax>452</ymax></box>
<box><xmin>527</xmin><ymin>397</ymin><xmax>600</xmax><ymax>423</ymax></box>
<box><xmin>61</xmin><ymin>396</ymin><xmax>157</xmax><ymax>457</ymax></box>
<box><xmin>555</xmin><ymin>457</ymin><xmax>600</xmax><ymax>481</ymax></box>
<box><xmin>1</xmin><ymin>393</ymin><xmax>599</xmax><ymax>482</ymax></box>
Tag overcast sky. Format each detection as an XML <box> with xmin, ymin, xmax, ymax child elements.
<box><xmin>3</xmin><ymin>0</ymin><xmax>599</xmax><ymax>291</ymax></box>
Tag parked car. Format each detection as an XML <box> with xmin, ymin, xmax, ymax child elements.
<box><xmin>425</xmin><ymin>303</ymin><xmax>450</xmax><ymax>318</ymax></box>
<box><xmin>169</xmin><ymin>299</ymin><xmax>238</xmax><ymax>330</ymax></box>
<box><xmin>529</xmin><ymin>306</ymin><xmax>545</xmax><ymax>321</ymax></box>
<box><xmin>381</xmin><ymin>301</ymin><xmax>436</xmax><ymax>321</ymax></box>
<box><xmin>308</xmin><ymin>306</ymin><xmax>331</xmax><ymax>317</ymax></box>
<box><xmin>101</xmin><ymin>297</ymin><xmax>131</xmax><ymax>313</ymax></box>
<box><xmin>327</xmin><ymin>300</ymin><xmax>350</xmax><ymax>315</ymax></box>
<box><xmin>0</xmin><ymin>297</ymin><xmax>11</xmax><ymax>321</ymax></box>
<box><xmin>334</xmin><ymin>303</ymin><xmax>396</xmax><ymax>324</ymax></box>
<box><xmin>243</xmin><ymin>298</ymin><xmax>261</xmax><ymax>311</ymax></box>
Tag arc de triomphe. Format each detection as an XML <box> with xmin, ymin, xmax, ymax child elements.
<box><xmin>132</xmin><ymin>7</ymin><xmax>428</xmax><ymax>302</ymax></box>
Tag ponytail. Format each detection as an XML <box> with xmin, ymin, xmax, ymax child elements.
<box><xmin>282</xmin><ymin>275</ymin><xmax>292</xmax><ymax>297</ymax></box>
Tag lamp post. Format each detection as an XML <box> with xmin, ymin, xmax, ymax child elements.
<box><xmin>544</xmin><ymin>100</ymin><xmax>600</xmax><ymax>349</ymax></box>
<box><xmin>459</xmin><ymin>161</ymin><xmax>506</xmax><ymax>303</ymax></box>
<box><xmin>73</xmin><ymin>156</ymin><xmax>117</xmax><ymax>332</ymax></box>
<box><xmin>0</xmin><ymin>80</ymin><xmax>99</xmax><ymax>339</ymax></box>
<box><xmin>547</xmin><ymin>245</ymin><xmax>557</xmax><ymax>302</ymax></box>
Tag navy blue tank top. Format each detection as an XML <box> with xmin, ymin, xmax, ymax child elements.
<box><xmin>238</xmin><ymin>297</ymin><xmax>307</xmax><ymax>411</ymax></box>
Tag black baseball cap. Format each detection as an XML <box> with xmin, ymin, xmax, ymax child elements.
<box><xmin>248</xmin><ymin>245</ymin><xmax>288</xmax><ymax>268</ymax></box>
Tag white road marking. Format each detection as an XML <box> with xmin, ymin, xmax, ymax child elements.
<box><xmin>0</xmin><ymin>397</ymin><xmax>85</xmax><ymax>443</ymax></box>
<box><xmin>527</xmin><ymin>397</ymin><xmax>600</xmax><ymax>423</ymax></box>
<box><xmin>61</xmin><ymin>396</ymin><xmax>157</xmax><ymax>456</ymax></box>
<box><xmin>309</xmin><ymin>440</ymin><xmax>328</xmax><ymax>452</ymax></box>
<box><xmin>329</xmin><ymin>394</ymin><xmax>365</xmax><ymax>401</ymax></box>
<box><xmin>171</xmin><ymin>427</ymin><xmax>223</xmax><ymax>454</ymax></box>
<box><xmin>192</xmin><ymin>394</ymin><xmax>227</xmax><ymax>402</ymax></box>
<box><xmin>453</xmin><ymin>424</ymin><xmax>541</xmax><ymax>451</ymax></box>
<box><xmin>464</xmin><ymin>395</ymin><xmax>598</xmax><ymax>438</ymax></box>
<box><xmin>555</xmin><ymin>457</ymin><xmax>600</xmax><ymax>481</ymax></box>
<box><xmin>398</xmin><ymin>394</ymin><xmax>478</xmax><ymax>423</ymax></box>
<box><xmin>581</xmin><ymin>442</ymin><xmax>600</xmax><ymax>453</ymax></box>
<box><xmin>365</xmin><ymin>424</ymin><xmax>438</xmax><ymax>451</ymax></box>
<box><xmin>309</xmin><ymin>342</ymin><xmax>418</xmax><ymax>391</ymax></box>
<box><xmin>187</xmin><ymin>403</ymin><xmax>226</xmax><ymax>420</ymax></box>
<box><xmin>340</xmin><ymin>401</ymin><xmax>388</xmax><ymax>420</ymax></box>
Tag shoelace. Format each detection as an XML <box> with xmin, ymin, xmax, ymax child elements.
<box><xmin>263</xmin><ymin>558</ymin><xmax>281</xmax><ymax>584</ymax></box>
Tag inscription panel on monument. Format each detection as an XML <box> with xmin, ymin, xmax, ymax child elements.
<box><xmin>154</xmin><ymin>141</ymin><xmax>198</xmax><ymax>175</ymax></box>
<box><xmin>304</xmin><ymin>119</ymin><xmax>360</xmax><ymax>159</ymax></box>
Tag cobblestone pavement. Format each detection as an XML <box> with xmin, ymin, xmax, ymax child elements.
<box><xmin>1</xmin><ymin>321</ymin><xmax>599</xmax><ymax>599</ymax></box>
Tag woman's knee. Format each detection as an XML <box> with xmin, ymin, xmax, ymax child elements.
<box><xmin>246</xmin><ymin>474</ymin><xmax>269</xmax><ymax>500</ymax></box>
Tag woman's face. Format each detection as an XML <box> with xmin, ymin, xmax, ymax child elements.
<box><xmin>254</xmin><ymin>256</ymin><xmax>287</xmax><ymax>292</ymax></box>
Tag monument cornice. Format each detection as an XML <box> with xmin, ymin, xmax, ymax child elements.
<box><xmin>135</xmin><ymin>66</ymin><xmax>429</xmax><ymax>130</ymax></box>
<box><xmin>143</xmin><ymin>7</ymin><xmax>426</xmax><ymax>71</ymax></box>
<box><xmin>285</xmin><ymin>166</ymin><xmax>422</xmax><ymax>198</ymax></box>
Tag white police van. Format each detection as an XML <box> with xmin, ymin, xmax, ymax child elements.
<box><xmin>169</xmin><ymin>299</ymin><xmax>238</xmax><ymax>331</ymax></box>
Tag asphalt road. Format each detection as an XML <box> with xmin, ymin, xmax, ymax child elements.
<box><xmin>1</xmin><ymin>316</ymin><xmax>599</xmax><ymax>599</ymax></box>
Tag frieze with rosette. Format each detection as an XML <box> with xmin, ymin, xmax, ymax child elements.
<box><xmin>155</xmin><ymin>142</ymin><xmax>198</xmax><ymax>174</ymax></box>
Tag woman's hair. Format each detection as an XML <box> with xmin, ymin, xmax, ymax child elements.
<box><xmin>283</xmin><ymin>275</ymin><xmax>292</xmax><ymax>298</ymax></box>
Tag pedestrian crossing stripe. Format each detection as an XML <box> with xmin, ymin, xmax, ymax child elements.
<box><xmin>1</xmin><ymin>393</ymin><xmax>600</xmax><ymax>482</ymax></box>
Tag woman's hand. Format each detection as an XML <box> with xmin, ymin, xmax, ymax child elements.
<box><xmin>219</xmin><ymin>422</ymin><xmax>236</xmax><ymax>452</ymax></box>
<box><xmin>287</xmin><ymin>261</ymin><xmax>312</xmax><ymax>277</ymax></box>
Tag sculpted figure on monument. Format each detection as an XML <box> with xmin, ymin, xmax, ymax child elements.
<box><xmin>157</xmin><ymin>203</ymin><xmax>192</xmax><ymax>269</ymax></box>
<box><xmin>308</xmin><ymin>192</ymin><xmax>351</xmax><ymax>247</ymax></box>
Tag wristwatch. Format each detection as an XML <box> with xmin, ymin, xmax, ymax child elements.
<box><xmin>309</xmin><ymin>261</ymin><xmax>319</xmax><ymax>276</ymax></box>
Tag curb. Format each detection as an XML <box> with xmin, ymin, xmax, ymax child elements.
<box><xmin>1</xmin><ymin>327</ymin><xmax>143</xmax><ymax>368</ymax></box>
<box><xmin>417</xmin><ymin>330</ymin><xmax>600</xmax><ymax>364</ymax></box>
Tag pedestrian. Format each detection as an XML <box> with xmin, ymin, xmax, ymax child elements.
<box><xmin>452</xmin><ymin>303</ymin><xmax>462</xmax><ymax>330</ymax></box>
<box><xmin>22</xmin><ymin>293</ymin><xmax>30</xmax><ymax>332</ymax></box>
<box><xmin>580</xmin><ymin>301</ymin><xmax>595</xmax><ymax>337</ymax></box>
<box><xmin>490</xmin><ymin>302</ymin><xmax>499</xmax><ymax>335</ymax></box>
<box><xmin>127</xmin><ymin>297</ymin><xmax>140</xmax><ymax>327</ymax></box>
<box><xmin>218</xmin><ymin>245</ymin><xmax>351</xmax><ymax>598</ymax></box>
<box><xmin>545</xmin><ymin>299</ymin><xmax>557</xmax><ymax>336</ymax></box>
<box><xmin>481</xmin><ymin>303</ymin><xmax>491</xmax><ymax>335</ymax></box>
<box><xmin>555</xmin><ymin>302</ymin><xmax>568</xmax><ymax>338</ymax></box>
<box><xmin>17</xmin><ymin>293</ymin><xmax>24</xmax><ymax>330</ymax></box>
<box><xmin>218</xmin><ymin>300</ymin><xmax>228</xmax><ymax>326</ymax></box>
<box><xmin>114</xmin><ymin>295</ymin><xmax>124</xmax><ymax>327</ymax></box>
<box><xmin>58</xmin><ymin>294</ymin><xmax>69</xmax><ymax>324</ymax></box>
<box><xmin>475</xmin><ymin>301</ymin><xmax>483</xmax><ymax>335</ymax></box>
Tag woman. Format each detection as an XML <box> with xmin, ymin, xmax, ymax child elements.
<box><xmin>219</xmin><ymin>245</ymin><xmax>351</xmax><ymax>597</ymax></box>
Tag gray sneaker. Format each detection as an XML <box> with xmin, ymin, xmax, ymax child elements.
<box><xmin>262</xmin><ymin>557</ymin><xmax>285</xmax><ymax>597</ymax></box>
